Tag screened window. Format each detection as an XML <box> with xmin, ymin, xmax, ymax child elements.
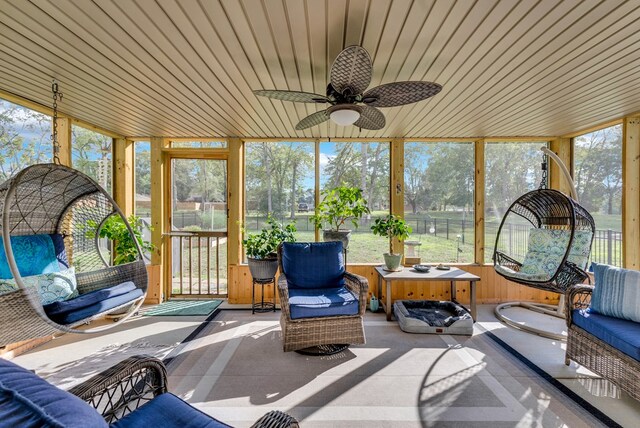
<box><xmin>320</xmin><ymin>141</ymin><xmax>390</xmax><ymax>263</ymax></box>
<box><xmin>134</xmin><ymin>141</ymin><xmax>151</xmax><ymax>217</ymax></box>
<box><xmin>170</xmin><ymin>141</ymin><xmax>227</xmax><ymax>148</ymax></box>
<box><xmin>574</xmin><ymin>125</ymin><xmax>622</xmax><ymax>266</ymax></box>
<box><xmin>0</xmin><ymin>98</ymin><xmax>51</xmax><ymax>181</ymax></box>
<box><xmin>404</xmin><ymin>142</ymin><xmax>474</xmax><ymax>263</ymax></box>
<box><xmin>244</xmin><ymin>142</ymin><xmax>315</xmax><ymax>244</ymax></box>
<box><xmin>484</xmin><ymin>142</ymin><xmax>547</xmax><ymax>263</ymax></box>
<box><xmin>71</xmin><ymin>126</ymin><xmax>113</xmax><ymax>194</ymax></box>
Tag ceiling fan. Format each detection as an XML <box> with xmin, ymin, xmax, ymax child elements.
<box><xmin>253</xmin><ymin>45</ymin><xmax>442</xmax><ymax>131</ymax></box>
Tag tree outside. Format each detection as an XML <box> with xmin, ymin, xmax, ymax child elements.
<box><xmin>71</xmin><ymin>125</ymin><xmax>113</xmax><ymax>194</ymax></box>
<box><xmin>0</xmin><ymin>99</ymin><xmax>52</xmax><ymax>181</ymax></box>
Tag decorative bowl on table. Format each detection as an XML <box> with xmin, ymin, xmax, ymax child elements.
<box><xmin>412</xmin><ymin>264</ymin><xmax>431</xmax><ymax>273</ymax></box>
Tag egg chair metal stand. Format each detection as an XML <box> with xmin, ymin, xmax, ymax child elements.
<box><xmin>492</xmin><ymin>147</ymin><xmax>595</xmax><ymax>340</ymax></box>
<box><xmin>0</xmin><ymin>163</ymin><xmax>147</xmax><ymax>347</ymax></box>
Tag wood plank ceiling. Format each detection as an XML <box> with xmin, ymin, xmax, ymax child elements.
<box><xmin>1</xmin><ymin>0</ymin><xmax>639</xmax><ymax>139</ymax></box>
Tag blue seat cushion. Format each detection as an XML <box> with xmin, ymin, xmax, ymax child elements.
<box><xmin>572</xmin><ymin>308</ymin><xmax>640</xmax><ymax>361</ymax></box>
<box><xmin>288</xmin><ymin>286</ymin><xmax>359</xmax><ymax>320</ymax></box>
<box><xmin>111</xmin><ymin>392</ymin><xmax>230</xmax><ymax>428</ymax></box>
<box><xmin>43</xmin><ymin>282</ymin><xmax>136</xmax><ymax>317</ymax></box>
<box><xmin>282</xmin><ymin>241</ymin><xmax>345</xmax><ymax>289</ymax></box>
<box><xmin>0</xmin><ymin>234</ymin><xmax>60</xmax><ymax>279</ymax></box>
<box><xmin>45</xmin><ymin>287</ymin><xmax>143</xmax><ymax>325</ymax></box>
<box><xmin>0</xmin><ymin>358</ymin><xmax>107</xmax><ymax>428</ymax></box>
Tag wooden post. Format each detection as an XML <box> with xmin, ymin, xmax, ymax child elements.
<box><xmin>474</xmin><ymin>140</ymin><xmax>485</xmax><ymax>264</ymax></box>
<box><xmin>54</xmin><ymin>117</ymin><xmax>71</xmax><ymax>166</ymax></box>
<box><xmin>113</xmin><ymin>138</ymin><xmax>134</xmax><ymax>216</ymax></box>
<box><xmin>150</xmin><ymin>137</ymin><xmax>167</xmax><ymax>301</ymax></box>
<box><xmin>549</xmin><ymin>138</ymin><xmax>572</xmax><ymax>195</ymax></box>
<box><xmin>391</xmin><ymin>139</ymin><xmax>404</xmax><ymax>255</ymax></box>
<box><xmin>315</xmin><ymin>139</ymin><xmax>320</xmax><ymax>242</ymax></box>
<box><xmin>622</xmin><ymin>117</ymin><xmax>640</xmax><ymax>269</ymax></box>
<box><xmin>228</xmin><ymin>138</ymin><xmax>244</xmax><ymax>266</ymax></box>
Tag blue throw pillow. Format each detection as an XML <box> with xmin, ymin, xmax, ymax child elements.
<box><xmin>0</xmin><ymin>235</ymin><xmax>60</xmax><ymax>279</ymax></box>
<box><xmin>282</xmin><ymin>241</ymin><xmax>345</xmax><ymax>289</ymax></box>
<box><xmin>0</xmin><ymin>267</ymin><xmax>79</xmax><ymax>305</ymax></box>
<box><xmin>591</xmin><ymin>263</ymin><xmax>640</xmax><ymax>323</ymax></box>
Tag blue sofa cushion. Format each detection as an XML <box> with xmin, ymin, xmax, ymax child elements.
<box><xmin>43</xmin><ymin>282</ymin><xmax>136</xmax><ymax>317</ymax></box>
<box><xmin>572</xmin><ymin>308</ymin><xmax>640</xmax><ymax>362</ymax></box>
<box><xmin>282</xmin><ymin>241</ymin><xmax>345</xmax><ymax>289</ymax></box>
<box><xmin>0</xmin><ymin>234</ymin><xmax>60</xmax><ymax>279</ymax></box>
<box><xmin>111</xmin><ymin>392</ymin><xmax>231</xmax><ymax>428</ymax></box>
<box><xmin>591</xmin><ymin>263</ymin><xmax>640</xmax><ymax>323</ymax></box>
<box><xmin>288</xmin><ymin>286</ymin><xmax>359</xmax><ymax>320</ymax></box>
<box><xmin>0</xmin><ymin>358</ymin><xmax>107</xmax><ymax>428</ymax></box>
<box><xmin>45</xmin><ymin>287</ymin><xmax>143</xmax><ymax>325</ymax></box>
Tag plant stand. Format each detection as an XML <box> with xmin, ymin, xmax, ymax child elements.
<box><xmin>252</xmin><ymin>278</ymin><xmax>276</xmax><ymax>314</ymax></box>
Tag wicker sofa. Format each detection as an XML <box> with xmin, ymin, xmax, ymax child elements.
<box><xmin>565</xmin><ymin>283</ymin><xmax>640</xmax><ymax>402</ymax></box>
<box><xmin>277</xmin><ymin>241</ymin><xmax>368</xmax><ymax>353</ymax></box>
<box><xmin>0</xmin><ymin>355</ymin><xmax>298</xmax><ymax>427</ymax></box>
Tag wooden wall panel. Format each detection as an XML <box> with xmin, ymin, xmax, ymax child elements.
<box><xmin>228</xmin><ymin>264</ymin><xmax>560</xmax><ymax>306</ymax></box>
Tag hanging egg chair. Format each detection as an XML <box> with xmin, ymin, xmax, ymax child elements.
<box><xmin>492</xmin><ymin>147</ymin><xmax>595</xmax><ymax>340</ymax></box>
<box><xmin>0</xmin><ymin>163</ymin><xmax>148</xmax><ymax>347</ymax></box>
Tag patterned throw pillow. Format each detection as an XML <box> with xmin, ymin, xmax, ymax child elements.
<box><xmin>591</xmin><ymin>263</ymin><xmax>640</xmax><ymax>323</ymax></box>
<box><xmin>0</xmin><ymin>267</ymin><xmax>79</xmax><ymax>305</ymax></box>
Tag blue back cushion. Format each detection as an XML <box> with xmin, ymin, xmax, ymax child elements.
<box><xmin>591</xmin><ymin>263</ymin><xmax>640</xmax><ymax>323</ymax></box>
<box><xmin>0</xmin><ymin>358</ymin><xmax>108</xmax><ymax>428</ymax></box>
<box><xmin>49</xmin><ymin>234</ymin><xmax>69</xmax><ymax>269</ymax></box>
<box><xmin>282</xmin><ymin>241</ymin><xmax>345</xmax><ymax>289</ymax></box>
<box><xmin>0</xmin><ymin>235</ymin><xmax>62</xmax><ymax>279</ymax></box>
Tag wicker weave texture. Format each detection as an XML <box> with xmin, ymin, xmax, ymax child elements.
<box><xmin>0</xmin><ymin>164</ymin><xmax>147</xmax><ymax>346</ymax></box>
<box><xmin>277</xmin><ymin>243</ymin><xmax>367</xmax><ymax>352</ymax></box>
<box><xmin>565</xmin><ymin>285</ymin><xmax>640</xmax><ymax>402</ymax></box>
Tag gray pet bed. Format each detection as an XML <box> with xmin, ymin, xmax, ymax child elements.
<box><xmin>393</xmin><ymin>300</ymin><xmax>473</xmax><ymax>335</ymax></box>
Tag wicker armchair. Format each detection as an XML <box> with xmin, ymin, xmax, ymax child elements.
<box><xmin>0</xmin><ymin>355</ymin><xmax>298</xmax><ymax>427</ymax></box>
<box><xmin>565</xmin><ymin>284</ymin><xmax>640</xmax><ymax>402</ymax></box>
<box><xmin>277</xmin><ymin>242</ymin><xmax>368</xmax><ymax>353</ymax></box>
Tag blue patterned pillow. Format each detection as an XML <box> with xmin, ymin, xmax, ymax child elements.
<box><xmin>0</xmin><ymin>235</ymin><xmax>60</xmax><ymax>279</ymax></box>
<box><xmin>0</xmin><ymin>267</ymin><xmax>79</xmax><ymax>305</ymax></box>
<box><xmin>591</xmin><ymin>263</ymin><xmax>640</xmax><ymax>323</ymax></box>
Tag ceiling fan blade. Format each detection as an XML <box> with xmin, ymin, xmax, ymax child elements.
<box><xmin>254</xmin><ymin>90</ymin><xmax>329</xmax><ymax>103</ymax></box>
<box><xmin>353</xmin><ymin>105</ymin><xmax>385</xmax><ymax>130</ymax></box>
<box><xmin>363</xmin><ymin>81</ymin><xmax>442</xmax><ymax>107</ymax></box>
<box><xmin>330</xmin><ymin>46</ymin><xmax>372</xmax><ymax>96</ymax></box>
<box><xmin>295</xmin><ymin>110</ymin><xmax>330</xmax><ymax>130</ymax></box>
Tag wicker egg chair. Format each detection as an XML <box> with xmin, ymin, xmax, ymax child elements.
<box><xmin>0</xmin><ymin>163</ymin><xmax>147</xmax><ymax>347</ymax></box>
<box><xmin>492</xmin><ymin>148</ymin><xmax>595</xmax><ymax>340</ymax></box>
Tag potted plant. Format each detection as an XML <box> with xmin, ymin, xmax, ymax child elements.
<box><xmin>242</xmin><ymin>215</ymin><xmax>296</xmax><ymax>280</ymax></box>
<box><xmin>85</xmin><ymin>214</ymin><xmax>155</xmax><ymax>265</ymax></box>
<box><xmin>371</xmin><ymin>214</ymin><xmax>412</xmax><ymax>271</ymax></box>
<box><xmin>310</xmin><ymin>186</ymin><xmax>370</xmax><ymax>250</ymax></box>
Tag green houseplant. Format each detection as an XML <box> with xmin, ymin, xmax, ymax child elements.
<box><xmin>242</xmin><ymin>215</ymin><xmax>296</xmax><ymax>280</ymax></box>
<box><xmin>85</xmin><ymin>214</ymin><xmax>155</xmax><ymax>265</ymax></box>
<box><xmin>310</xmin><ymin>186</ymin><xmax>370</xmax><ymax>250</ymax></box>
<box><xmin>371</xmin><ymin>214</ymin><xmax>412</xmax><ymax>271</ymax></box>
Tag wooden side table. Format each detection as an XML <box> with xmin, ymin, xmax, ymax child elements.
<box><xmin>252</xmin><ymin>278</ymin><xmax>276</xmax><ymax>314</ymax></box>
<box><xmin>374</xmin><ymin>266</ymin><xmax>480</xmax><ymax>321</ymax></box>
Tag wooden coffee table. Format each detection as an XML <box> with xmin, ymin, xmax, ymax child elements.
<box><xmin>374</xmin><ymin>266</ymin><xmax>480</xmax><ymax>321</ymax></box>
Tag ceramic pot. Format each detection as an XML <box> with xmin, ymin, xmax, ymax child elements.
<box><xmin>322</xmin><ymin>229</ymin><xmax>352</xmax><ymax>250</ymax></box>
<box><xmin>247</xmin><ymin>257</ymin><xmax>278</xmax><ymax>280</ymax></box>
<box><xmin>370</xmin><ymin>295</ymin><xmax>379</xmax><ymax>312</ymax></box>
<box><xmin>383</xmin><ymin>253</ymin><xmax>403</xmax><ymax>271</ymax></box>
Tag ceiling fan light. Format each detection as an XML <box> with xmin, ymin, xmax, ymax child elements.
<box><xmin>330</xmin><ymin>107</ymin><xmax>361</xmax><ymax>126</ymax></box>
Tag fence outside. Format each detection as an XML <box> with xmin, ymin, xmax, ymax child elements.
<box><xmin>176</xmin><ymin>211</ymin><xmax>623</xmax><ymax>267</ymax></box>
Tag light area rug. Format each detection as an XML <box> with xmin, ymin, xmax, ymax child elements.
<box><xmin>142</xmin><ymin>299</ymin><xmax>223</xmax><ymax>316</ymax></box>
<box><xmin>166</xmin><ymin>311</ymin><xmax>615</xmax><ymax>428</ymax></box>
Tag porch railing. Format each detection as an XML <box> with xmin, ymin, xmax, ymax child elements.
<box><xmin>169</xmin><ymin>231</ymin><xmax>227</xmax><ymax>296</ymax></box>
